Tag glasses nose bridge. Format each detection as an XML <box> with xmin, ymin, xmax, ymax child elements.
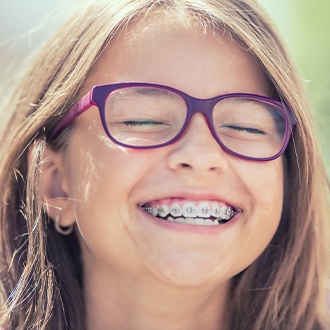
<box><xmin>183</xmin><ymin>97</ymin><xmax>218</xmax><ymax>140</ymax></box>
<box><xmin>187</xmin><ymin>96</ymin><xmax>217</xmax><ymax>123</ymax></box>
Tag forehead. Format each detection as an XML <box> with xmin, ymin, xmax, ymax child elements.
<box><xmin>84</xmin><ymin>10</ymin><xmax>270</xmax><ymax>97</ymax></box>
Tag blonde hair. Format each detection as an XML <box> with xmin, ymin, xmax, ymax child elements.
<box><xmin>0</xmin><ymin>0</ymin><xmax>329</xmax><ymax>329</ymax></box>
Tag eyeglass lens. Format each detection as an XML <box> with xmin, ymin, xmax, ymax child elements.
<box><xmin>103</xmin><ymin>86</ymin><xmax>287</xmax><ymax>158</ymax></box>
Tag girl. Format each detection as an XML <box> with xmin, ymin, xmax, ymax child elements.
<box><xmin>0</xmin><ymin>0</ymin><xmax>329</xmax><ymax>329</ymax></box>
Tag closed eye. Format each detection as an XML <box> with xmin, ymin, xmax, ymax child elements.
<box><xmin>122</xmin><ymin>120</ymin><xmax>168</xmax><ymax>126</ymax></box>
<box><xmin>224</xmin><ymin>125</ymin><xmax>266</xmax><ymax>135</ymax></box>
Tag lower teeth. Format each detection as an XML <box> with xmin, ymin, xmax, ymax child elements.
<box><xmin>161</xmin><ymin>216</ymin><xmax>229</xmax><ymax>225</ymax></box>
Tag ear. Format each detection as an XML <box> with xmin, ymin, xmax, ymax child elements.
<box><xmin>30</xmin><ymin>144</ymin><xmax>76</xmax><ymax>228</ymax></box>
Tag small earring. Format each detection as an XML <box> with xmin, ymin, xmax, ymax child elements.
<box><xmin>54</xmin><ymin>216</ymin><xmax>74</xmax><ymax>236</ymax></box>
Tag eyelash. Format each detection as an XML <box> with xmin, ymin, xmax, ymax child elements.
<box><xmin>122</xmin><ymin>120</ymin><xmax>165</xmax><ymax>126</ymax></box>
<box><xmin>224</xmin><ymin>125</ymin><xmax>266</xmax><ymax>135</ymax></box>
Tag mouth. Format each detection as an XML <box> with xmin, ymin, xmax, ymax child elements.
<box><xmin>140</xmin><ymin>199</ymin><xmax>238</xmax><ymax>226</ymax></box>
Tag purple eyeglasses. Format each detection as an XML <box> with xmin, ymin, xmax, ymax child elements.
<box><xmin>49</xmin><ymin>82</ymin><xmax>296</xmax><ymax>161</ymax></box>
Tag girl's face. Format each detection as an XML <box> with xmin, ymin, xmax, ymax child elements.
<box><xmin>56</xmin><ymin>17</ymin><xmax>283</xmax><ymax>288</ymax></box>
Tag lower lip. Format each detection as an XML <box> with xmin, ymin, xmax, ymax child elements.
<box><xmin>137</xmin><ymin>207</ymin><xmax>241</xmax><ymax>235</ymax></box>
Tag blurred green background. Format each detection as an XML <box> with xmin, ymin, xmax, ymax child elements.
<box><xmin>259</xmin><ymin>0</ymin><xmax>330</xmax><ymax>176</ymax></box>
<box><xmin>0</xmin><ymin>0</ymin><xmax>329</xmax><ymax>175</ymax></box>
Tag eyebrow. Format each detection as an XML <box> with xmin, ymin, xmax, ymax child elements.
<box><xmin>122</xmin><ymin>87</ymin><xmax>181</xmax><ymax>100</ymax></box>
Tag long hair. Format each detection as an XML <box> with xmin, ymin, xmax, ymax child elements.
<box><xmin>0</xmin><ymin>0</ymin><xmax>329</xmax><ymax>329</ymax></box>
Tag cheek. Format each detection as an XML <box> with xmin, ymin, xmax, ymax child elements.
<box><xmin>256</xmin><ymin>161</ymin><xmax>284</xmax><ymax>216</ymax></box>
<box><xmin>237</xmin><ymin>157</ymin><xmax>284</xmax><ymax>211</ymax></box>
<box><xmin>70</xmin><ymin>150</ymin><xmax>101</xmax><ymax>203</ymax></box>
<box><xmin>65</xmin><ymin>127</ymin><xmax>132</xmax><ymax>202</ymax></box>
<box><xmin>251</xmin><ymin>159</ymin><xmax>284</xmax><ymax>236</ymax></box>
<box><xmin>64</xmin><ymin>131</ymin><xmax>163</xmax><ymax>228</ymax></box>
<box><xmin>229</xmin><ymin>158</ymin><xmax>284</xmax><ymax>271</ymax></box>
<box><xmin>63</xmin><ymin>136</ymin><xmax>131</xmax><ymax>256</ymax></box>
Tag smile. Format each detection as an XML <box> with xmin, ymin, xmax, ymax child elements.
<box><xmin>141</xmin><ymin>200</ymin><xmax>237</xmax><ymax>226</ymax></box>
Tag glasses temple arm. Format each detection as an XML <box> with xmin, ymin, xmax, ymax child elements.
<box><xmin>49</xmin><ymin>91</ymin><xmax>94</xmax><ymax>139</ymax></box>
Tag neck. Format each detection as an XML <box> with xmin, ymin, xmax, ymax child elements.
<box><xmin>83</xmin><ymin>264</ymin><xmax>230</xmax><ymax>330</ymax></box>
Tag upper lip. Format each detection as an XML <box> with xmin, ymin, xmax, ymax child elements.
<box><xmin>137</xmin><ymin>189</ymin><xmax>242</xmax><ymax>211</ymax></box>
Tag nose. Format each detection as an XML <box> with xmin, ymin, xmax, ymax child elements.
<box><xmin>166</xmin><ymin>113</ymin><xmax>228</xmax><ymax>173</ymax></box>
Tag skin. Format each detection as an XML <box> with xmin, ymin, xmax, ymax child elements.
<box><xmin>42</xmin><ymin>14</ymin><xmax>284</xmax><ymax>330</ymax></box>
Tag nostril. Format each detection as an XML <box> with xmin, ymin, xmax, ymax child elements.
<box><xmin>180</xmin><ymin>163</ymin><xmax>191</xmax><ymax>168</ymax></box>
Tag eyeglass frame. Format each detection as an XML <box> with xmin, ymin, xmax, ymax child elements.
<box><xmin>48</xmin><ymin>82</ymin><xmax>297</xmax><ymax>161</ymax></box>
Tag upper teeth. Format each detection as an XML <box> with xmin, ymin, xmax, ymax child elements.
<box><xmin>144</xmin><ymin>202</ymin><xmax>234</xmax><ymax>221</ymax></box>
